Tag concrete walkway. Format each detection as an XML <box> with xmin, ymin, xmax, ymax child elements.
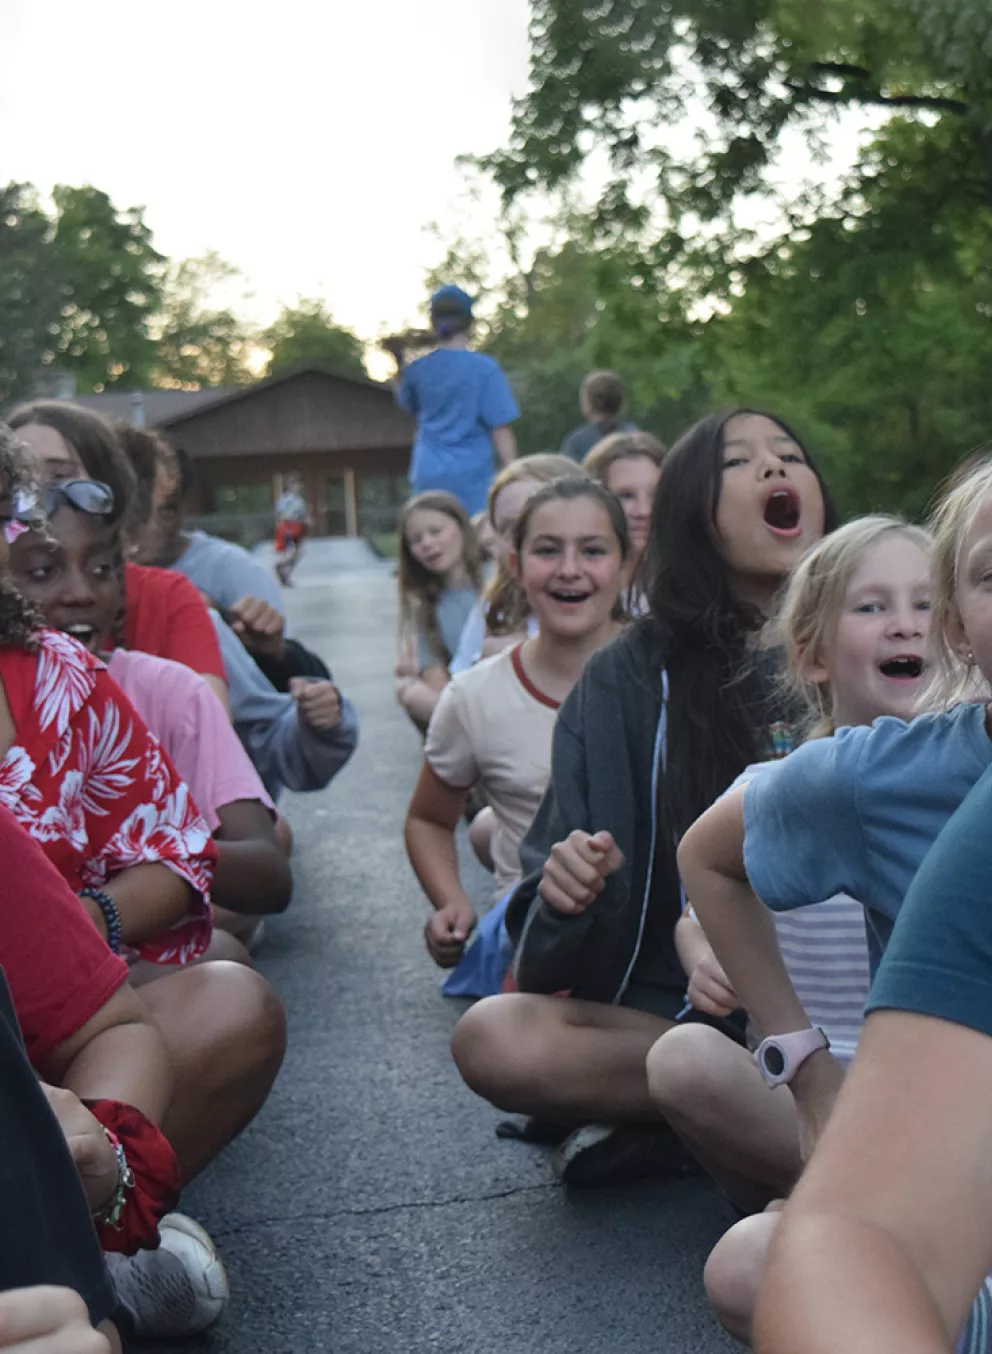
<box><xmin>178</xmin><ymin>539</ymin><xmax>739</xmax><ymax>1354</ymax></box>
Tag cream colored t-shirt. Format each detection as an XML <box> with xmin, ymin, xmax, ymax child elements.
<box><xmin>425</xmin><ymin>644</ymin><xmax>560</xmax><ymax>896</ymax></box>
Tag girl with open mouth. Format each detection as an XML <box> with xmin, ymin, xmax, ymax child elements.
<box><xmin>450</xmin><ymin>408</ymin><xmax>836</xmax><ymax>1189</ymax></box>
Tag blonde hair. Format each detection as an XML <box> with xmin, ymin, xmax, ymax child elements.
<box><xmin>927</xmin><ymin>455</ymin><xmax>992</xmax><ymax>707</ymax></box>
<box><xmin>397</xmin><ymin>491</ymin><xmax>486</xmax><ymax>666</ymax></box>
<box><xmin>582</xmin><ymin>430</ymin><xmax>666</xmax><ymax>484</ymax></box>
<box><xmin>485</xmin><ymin>455</ymin><xmax>590</xmax><ymax>635</ymax></box>
<box><xmin>486</xmin><ymin>454</ymin><xmax>586</xmax><ymax>525</ymax></box>
<box><xmin>776</xmin><ymin>515</ymin><xmax>933</xmax><ymax>737</ymax></box>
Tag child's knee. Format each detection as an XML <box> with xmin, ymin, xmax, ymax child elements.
<box><xmin>645</xmin><ymin>1021</ymin><xmax>733</xmax><ymax>1118</ymax></box>
<box><xmin>703</xmin><ymin>1213</ymin><xmax>779</xmax><ymax>1342</ymax></box>
<box><xmin>451</xmin><ymin>995</ymin><xmax>547</xmax><ymax>1107</ymax></box>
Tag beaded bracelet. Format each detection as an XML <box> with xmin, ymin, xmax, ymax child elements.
<box><xmin>79</xmin><ymin>887</ymin><xmax>123</xmax><ymax>954</ymax></box>
<box><xmin>92</xmin><ymin>1126</ymin><xmax>135</xmax><ymax>1231</ymax></box>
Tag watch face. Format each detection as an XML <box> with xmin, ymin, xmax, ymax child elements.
<box><xmin>762</xmin><ymin>1045</ymin><xmax>786</xmax><ymax>1078</ymax></box>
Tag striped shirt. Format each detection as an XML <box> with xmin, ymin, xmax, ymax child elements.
<box><xmin>770</xmin><ymin>894</ymin><xmax>870</xmax><ymax>1065</ymax></box>
<box><xmin>726</xmin><ymin>761</ymin><xmax>871</xmax><ymax>1064</ymax></box>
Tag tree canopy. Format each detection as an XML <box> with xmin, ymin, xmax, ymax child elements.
<box><xmin>437</xmin><ymin>0</ymin><xmax>992</xmax><ymax>516</ymax></box>
<box><xmin>0</xmin><ymin>183</ymin><xmax>362</xmax><ymax>406</ymax></box>
<box><xmin>262</xmin><ymin>299</ymin><xmax>367</xmax><ymax>379</ymax></box>
<box><xmin>488</xmin><ymin>0</ymin><xmax>992</xmax><ymax>233</ymax></box>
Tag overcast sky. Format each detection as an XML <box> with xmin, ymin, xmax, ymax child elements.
<box><xmin>3</xmin><ymin>2</ymin><xmax>875</xmax><ymax>374</ymax></box>
<box><xmin>2</xmin><ymin>0</ymin><xmax>532</xmax><ymax>357</ymax></box>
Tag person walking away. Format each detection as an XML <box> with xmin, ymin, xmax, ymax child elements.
<box><xmin>392</xmin><ymin>286</ymin><xmax>519</xmax><ymax>515</ymax></box>
<box><xmin>560</xmin><ymin>372</ymin><xmax>636</xmax><ymax>463</ymax></box>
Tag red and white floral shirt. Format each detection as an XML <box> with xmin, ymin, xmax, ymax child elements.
<box><xmin>0</xmin><ymin>630</ymin><xmax>216</xmax><ymax>964</ymax></box>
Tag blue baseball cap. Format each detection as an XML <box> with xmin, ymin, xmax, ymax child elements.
<box><xmin>430</xmin><ymin>285</ymin><xmax>474</xmax><ymax>317</ymax></box>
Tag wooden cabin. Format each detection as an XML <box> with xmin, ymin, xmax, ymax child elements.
<box><xmin>75</xmin><ymin>365</ymin><xmax>413</xmax><ymax>538</ymax></box>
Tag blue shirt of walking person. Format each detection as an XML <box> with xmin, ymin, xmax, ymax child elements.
<box><xmin>395</xmin><ymin>287</ymin><xmax>519</xmax><ymax>517</ymax></box>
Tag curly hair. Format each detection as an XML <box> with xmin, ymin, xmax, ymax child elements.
<box><xmin>0</xmin><ymin>424</ymin><xmax>43</xmax><ymax>650</ymax></box>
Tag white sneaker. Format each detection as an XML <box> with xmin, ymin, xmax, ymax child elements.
<box><xmin>107</xmin><ymin>1212</ymin><xmax>230</xmax><ymax>1338</ymax></box>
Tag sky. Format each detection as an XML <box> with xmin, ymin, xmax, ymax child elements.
<box><xmin>2</xmin><ymin>2</ymin><xmax>877</xmax><ymax>377</ymax></box>
<box><xmin>2</xmin><ymin>0</ymin><xmax>532</xmax><ymax>368</ymax></box>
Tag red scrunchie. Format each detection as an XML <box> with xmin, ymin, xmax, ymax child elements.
<box><xmin>84</xmin><ymin>1099</ymin><xmax>181</xmax><ymax>1255</ymax></box>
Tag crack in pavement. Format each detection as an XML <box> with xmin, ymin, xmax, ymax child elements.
<box><xmin>209</xmin><ymin>1181</ymin><xmax>557</xmax><ymax>1237</ymax></box>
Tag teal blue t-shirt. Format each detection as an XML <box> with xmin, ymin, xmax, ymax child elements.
<box><xmin>397</xmin><ymin>349</ymin><xmax>519</xmax><ymax>515</ymax></box>
<box><xmin>869</xmin><ymin>758</ymin><xmax>992</xmax><ymax>1035</ymax></box>
<box><xmin>743</xmin><ymin>703</ymin><xmax>992</xmax><ymax>974</ymax></box>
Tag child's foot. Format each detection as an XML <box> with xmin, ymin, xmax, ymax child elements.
<box><xmin>107</xmin><ymin>1212</ymin><xmax>229</xmax><ymax>1338</ymax></box>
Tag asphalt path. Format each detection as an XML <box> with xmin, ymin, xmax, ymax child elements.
<box><xmin>176</xmin><ymin>538</ymin><xmax>740</xmax><ymax>1354</ymax></box>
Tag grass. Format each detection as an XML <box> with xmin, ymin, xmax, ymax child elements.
<box><xmin>369</xmin><ymin>533</ymin><xmax>399</xmax><ymax>559</ymax></box>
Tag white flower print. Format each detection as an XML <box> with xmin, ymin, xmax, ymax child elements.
<box><xmin>103</xmin><ymin>782</ymin><xmax>212</xmax><ymax>884</ymax></box>
<box><xmin>32</xmin><ymin>769</ymin><xmax>87</xmax><ymax>851</ymax></box>
<box><xmin>76</xmin><ymin>701</ymin><xmax>140</xmax><ymax>818</ymax></box>
<box><xmin>48</xmin><ymin>727</ymin><xmax>73</xmax><ymax>778</ymax></box>
<box><xmin>34</xmin><ymin>631</ymin><xmax>95</xmax><ymax>735</ymax></box>
<box><xmin>0</xmin><ymin>746</ymin><xmax>37</xmax><ymax>809</ymax></box>
<box><xmin>142</xmin><ymin>736</ymin><xmax>170</xmax><ymax>804</ymax></box>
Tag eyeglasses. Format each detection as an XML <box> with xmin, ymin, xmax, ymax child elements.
<box><xmin>40</xmin><ymin>480</ymin><xmax>116</xmax><ymax>519</ymax></box>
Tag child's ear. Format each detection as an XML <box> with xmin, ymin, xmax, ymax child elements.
<box><xmin>508</xmin><ymin>548</ymin><xmax>522</xmax><ymax>578</ymax></box>
<box><xmin>945</xmin><ymin>608</ymin><xmax>973</xmax><ymax>664</ymax></box>
<box><xmin>797</xmin><ymin>641</ymin><xmax>830</xmax><ymax>687</ymax></box>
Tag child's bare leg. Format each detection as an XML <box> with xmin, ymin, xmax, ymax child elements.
<box><xmin>704</xmin><ymin>1211</ymin><xmax>781</xmax><ymax>1344</ymax></box>
<box><xmin>451</xmin><ymin>992</ymin><xmax>671</xmax><ymax>1122</ymax></box>
<box><xmin>646</xmin><ymin>1023</ymin><xmax>801</xmax><ymax>1211</ymax></box>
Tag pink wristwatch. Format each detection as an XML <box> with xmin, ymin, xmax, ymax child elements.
<box><xmin>755</xmin><ymin>1027</ymin><xmax>830</xmax><ymax>1087</ymax></box>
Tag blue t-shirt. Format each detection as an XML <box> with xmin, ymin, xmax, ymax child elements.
<box><xmin>560</xmin><ymin>420</ymin><xmax>637</xmax><ymax>463</ymax></box>
<box><xmin>416</xmin><ymin>585</ymin><xmax>478</xmax><ymax>672</ymax></box>
<box><xmin>176</xmin><ymin>531</ymin><xmax>286</xmax><ymax>618</ymax></box>
<box><xmin>397</xmin><ymin>349</ymin><xmax>519</xmax><ymax>515</ymax></box>
<box><xmin>743</xmin><ymin>703</ymin><xmax>992</xmax><ymax>974</ymax></box>
<box><xmin>869</xmin><ymin>759</ymin><xmax>992</xmax><ymax>1037</ymax></box>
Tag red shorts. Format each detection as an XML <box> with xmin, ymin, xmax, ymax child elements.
<box><xmin>275</xmin><ymin>521</ymin><xmax>306</xmax><ymax>553</ymax></box>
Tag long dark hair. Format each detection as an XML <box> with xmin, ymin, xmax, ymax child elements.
<box><xmin>7</xmin><ymin>402</ymin><xmax>135</xmax><ymax>528</ymax></box>
<box><xmin>643</xmin><ymin>408</ymin><xmax>838</xmax><ymax>833</ymax></box>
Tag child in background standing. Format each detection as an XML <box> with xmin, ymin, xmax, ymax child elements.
<box><xmin>273</xmin><ymin>472</ymin><xmax>309</xmax><ymax>586</ymax></box>
<box><xmin>583</xmin><ymin>431</ymin><xmax>666</xmax><ymax>615</ymax></box>
<box><xmin>392</xmin><ymin>286</ymin><xmax>519</xmax><ymax>515</ymax></box>
<box><xmin>560</xmin><ymin>371</ymin><xmax>636</xmax><ymax>463</ymax></box>
<box><xmin>395</xmin><ymin>492</ymin><xmax>486</xmax><ymax>732</ymax></box>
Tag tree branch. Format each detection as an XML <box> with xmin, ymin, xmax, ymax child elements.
<box><xmin>785</xmin><ymin>81</ymin><xmax>969</xmax><ymax>116</ymax></box>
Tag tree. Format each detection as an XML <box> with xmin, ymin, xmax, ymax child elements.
<box><xmin>262</xmin><ymin>300</ymin><xmax>366</xmax><ymax>378</ymax></box>
<box><xmin>50</xmin><ymin>185</ymin><xmax>164</xmax><ymax>390</ymax></box>
<box><xmin>153</xmin><ymin>253</ymin><xmax>255</xmax><ymax>388</ymax></box>
<box><xmin>486</xmin><ymin>1</ymin><xmax>992</xmax><ymax>239</ymax></box>
<box><xmin>706</xmin><ymin>116</ymin><xmax>992</xmax><ymax>516</ymax></box>
<box><xmin>0</xmin><ymin>183</ymin><xmax>62</xmax><ymax>406</ymax></box>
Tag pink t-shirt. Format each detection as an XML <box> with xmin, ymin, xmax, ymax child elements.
<box><xmin>107</xmin><ymin>648</ymin><xmax>274</xmax><ymax>832</ymax></box>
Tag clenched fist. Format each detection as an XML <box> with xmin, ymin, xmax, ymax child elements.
<box><xmin>290</xmin><ymin>677</ymin><xmax>341</xmax><ymax>731</ymax></box>
<box><xmin>539</xmin><ymin>830</ymin><xmax>624</xmax><ymax>917</ymax></box>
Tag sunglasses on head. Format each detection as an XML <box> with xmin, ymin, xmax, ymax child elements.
<box><xmin>40</xmin><ymin>480</ymin><xmax>116</xmax><ymax>519</ymax></box>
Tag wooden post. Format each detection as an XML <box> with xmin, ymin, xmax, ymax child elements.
<box><xmin>344</xmin><ymin>469</ymin><xmax>358</xmax><ymax>538</ymax></box>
